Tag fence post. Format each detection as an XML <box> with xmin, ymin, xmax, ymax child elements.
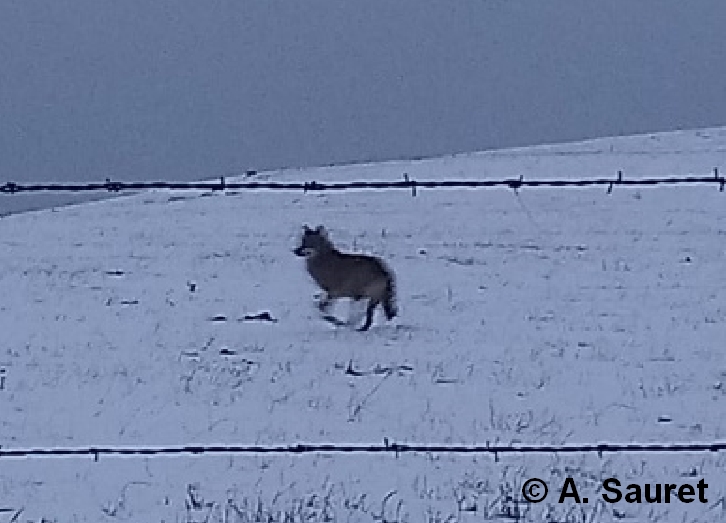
<box><xmin>403</xmin><ymin>174</ymin><xmax>416</xmax><ymax>197</ymax></box>
<box><xmin>507</xmin><ymin>175</ymin><xmax>524</xmax><ymax>193</ymax></box>
<box><xmin>607</xmin><ymin>171</ymin><xmax>622</xmax><ymax>194</ymax></box>
<box><xmin>1</xmin><ymin>182</ymin><xmax>19</xmax><ymax>194</ymax></box>
<box><xmin>715</xmin><ymin>168</ymin><xmax>724</xmax><ymax>192</ymax></box>
<box><xmin>104</xmin><ymin>179</ymin><xmax>122</xmax><ymax>192</ymax></box>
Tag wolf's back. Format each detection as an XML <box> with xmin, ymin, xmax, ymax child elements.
<box><xmin>308</xmin><ymin>252</ymin><xmax>393</xmax><ymax>299</ymax></box>
<box><xmin>339</xmin><ymin>253</ymin><xmax>392</xmax><ymax>296</ymax></box>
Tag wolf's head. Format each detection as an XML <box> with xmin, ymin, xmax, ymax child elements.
<box><xmin>293</xmin><ymin>225</ymin><xmax>335</xmax><ymax>258</ymax></box>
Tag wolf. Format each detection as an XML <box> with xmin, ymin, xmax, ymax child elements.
<box><xmin>293</xmin><ymin>225</ymin><xmax>397</xmax><ymax>331</ymax></box>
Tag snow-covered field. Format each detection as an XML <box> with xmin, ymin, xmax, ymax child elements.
<box><xmin>2</xmin><ymin>127</ymin><xmax>726</xmax><ymax>522</ymax></box>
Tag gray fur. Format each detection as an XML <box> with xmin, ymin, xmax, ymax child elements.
<box><xmin>294</xmin><ymin>225</ymin><xmax>397</xmax><ymax>331</ymax></box>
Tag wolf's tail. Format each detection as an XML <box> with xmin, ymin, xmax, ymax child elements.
<box><xmin>382</xmin><ymin>265</ymin><xmax>398</xmax><ymax>320</ymax></box>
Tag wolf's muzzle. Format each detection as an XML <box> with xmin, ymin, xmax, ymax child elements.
<box><xmin>293</xmin><ymin>246</ymin><xmax>307</xmax><ymax>257</ymax></box>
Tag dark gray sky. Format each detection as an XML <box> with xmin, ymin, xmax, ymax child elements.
<box><xmin>1</xmin><ymin>0</ymin><xmax>725</xmax><ymax>187</ymax></box>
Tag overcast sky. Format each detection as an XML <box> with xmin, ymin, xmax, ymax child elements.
<box><xmin>1</xmin><ymin>0</ymin><xmax>725</xmax><ymax>189</ymax></box>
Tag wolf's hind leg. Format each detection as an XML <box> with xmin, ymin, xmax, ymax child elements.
<box><xmin>383</xmin><ymin>295</ymin><xmax>397</xmax><ymax>320</ymax></box>
<box><xmin>357</xmin><ymin>299</ymin><xmax>380</xmax><ymax>331</ymax></box>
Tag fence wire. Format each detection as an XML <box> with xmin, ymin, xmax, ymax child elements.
<box><xmin>2</xmin><ymin>440</ymin><xmax>726</xmax><ymax>461</ymax></box>
<box><xmin>0</xmin><ymin>169</ymin><xmax>723</xmax><ymax>196</ymax></box>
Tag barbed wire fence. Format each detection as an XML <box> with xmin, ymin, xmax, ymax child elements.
<box><xmin>0</xmin><ymin>168</ymin><xmax>723</xmax><ymax>196</ymax></box>
<box><xmin>2</xmin><ymin>441</ymin><xmax>726</xmax><ymax>461</ymax></box>
<box><xmin>2</xmin><ymin>168</ymin><xmax>725</xmax><ymax>464</ymax></box>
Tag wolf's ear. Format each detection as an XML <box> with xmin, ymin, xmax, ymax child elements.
<box><xmin>303</xmin><ymin>224</ymin><xmax>311</xmax><ymax>232</ymax></box>
<box><xmin>316</xmin><ymin>225</ymin><xmax>328</xmax><ymax>237</ymax></box>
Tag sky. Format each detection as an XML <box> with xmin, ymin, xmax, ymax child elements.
<box><xmin>0</xmin><ymin>0</ymin><xmax>725</xmax><ymax>194</ymax></box>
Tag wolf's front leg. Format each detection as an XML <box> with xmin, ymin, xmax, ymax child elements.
<box><xmin>317</xmin><ymin>294</ymin><xmax>348</xmax><ymax>326</ymax></box>
<box><xmin>317</xmin><ymin>293</ymin><xmax>332</xmax><ymax>313</ymax></box>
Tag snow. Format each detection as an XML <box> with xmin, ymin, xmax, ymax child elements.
<box><xmin>2</xmin><ymin>127</ymin><xmax>726</xmax><ymax>521</ymax></box>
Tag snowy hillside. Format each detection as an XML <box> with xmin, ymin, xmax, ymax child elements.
<box><xmin>2</xmin><ymin>127</ymin><xmax>726</xmax><ymax>522</ymax></box>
